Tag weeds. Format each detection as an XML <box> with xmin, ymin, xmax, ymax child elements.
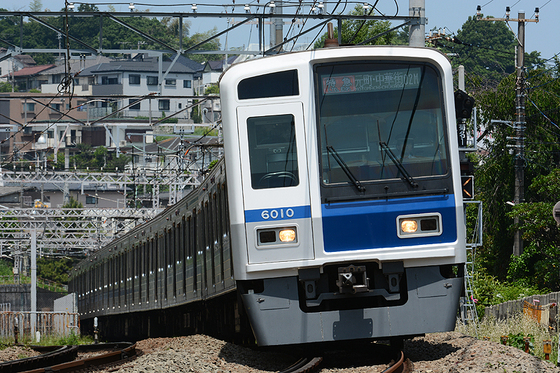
<box><xmin>456</xmin><ymin>313</ymin><xmax>558</xmax><ymax>364</ymax></box>
<box><xmin>22</xmin><ymin>332</ymin><xmax>94</xmax><ymax>346</ymax></box>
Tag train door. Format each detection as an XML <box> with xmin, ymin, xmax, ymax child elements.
<box><xmin>237</xmin><ymin>103</ymin><xmax>314</xmax><ymax>264</ymax></box>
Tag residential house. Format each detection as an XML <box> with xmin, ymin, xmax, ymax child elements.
<box><xmin>0</xmin><ymin>64</ymin><xmax>56</xmax><ymax>92</ymax></box>
<box><xmin>0</xmin><ymin>182</ymin><xmax>129</xmax><ymax>209</ymax></box>
<box><xmin>39</xmin><ymin>56</ymin><xmax>112</xmax><ymax>95</ymax></box>
<box><xmin>0</xmin><ymin>50</ymin><xmax>36</xmax><ymax>84</ymax></box>
<box><xmin>199</xmin><ymin>56</ymin><xmax>238</xmax><ymax>94</ymax></box>
<box><xmin>79</xmin><ymin>55</ymin><xmax>203</xmax><ymax>121</ymax></box>
<box><xmin>0</xmin><ymin>92</ymin><xmax>89</xmax><ymax>161</ymax></box>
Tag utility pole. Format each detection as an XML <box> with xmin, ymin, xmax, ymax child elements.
<box><xmin>513</xmin><ymin>10</ymin><xmax>526</xmax><ymax>257</ymax></box>
<box><xmin>409</xmin><ymin>0</ymin><xmax>425</xmax><ymax>47</ymax></box>
<box><xmin>476</xmin><ymin>6</ymin><xmax>539</xmax><ymax>256</ymax></box>
<box><xmin>270</xmin><ymin>0</ymin><xmax>283</xmax><ymax>51</ymax></box>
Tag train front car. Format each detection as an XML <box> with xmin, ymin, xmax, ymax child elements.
<box><xmin>220</xmin><ymin>46</ymin><xmax>466</xmax><ymax>346</ymax></box>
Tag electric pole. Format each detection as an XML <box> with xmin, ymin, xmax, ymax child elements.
<box><xmin>409</xmin><ymin>0</ymin><xmax>425</xmax><ymax>47</ymax></box>
<box><xmin>476</xmin><ymin>6</ymin><xmax>539</xmax><ymax>256</ymax></box>
<box><xmin>513</xmin><ymin>10</ymin><xmax>526</xmax><ymax>257</ymax></box>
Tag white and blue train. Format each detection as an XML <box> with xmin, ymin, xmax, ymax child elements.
<box><xmin>70</xmin><ymin>45</ymin><xmax>467</xmax><ymax>346</ymax></box>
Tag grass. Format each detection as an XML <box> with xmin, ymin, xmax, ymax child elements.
<box><xmin>31</xmin><ymin>332</ymin><xmax>94</xmax><ymax>346</ymax></box>
<box><xmin>456</xmin><ymin>312</ymin><xmax>559</xmax><ymax>365</ymax></box>
<box><xmin>3</xmin><ymin>332</ymin><xmax>95</xmax><ymax>347</ymax></box>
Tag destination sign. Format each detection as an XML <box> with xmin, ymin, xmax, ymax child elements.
<box><xmin>322</xmin><ymin>67</ymin><xmax>422</xmax><ymax>95</ymax></box>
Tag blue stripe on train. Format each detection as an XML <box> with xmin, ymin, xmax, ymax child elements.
<box><xmin>321</xmin><ymin>195</ymin><xmax>457</xmax><ymax>252</ymax></box>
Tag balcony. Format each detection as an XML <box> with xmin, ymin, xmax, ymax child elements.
<box><xmin>92</xmin><ymin>84</ymin><xmax>123</xmax><ymax>96</ymax></box>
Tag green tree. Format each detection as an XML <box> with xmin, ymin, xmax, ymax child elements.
<box><xmin>63</xmin><ymin>196</ymin><xmax>83</xmax><ymax>209</ymax></box>
<box><xmin>107</xmin><ymin>153</ymin><xmax>131</xmax><ymax>172</ymax></box>
<box><xmin>507</xmin><ymin>169</ymin><xmax>560</xmax><ymax>290</ymax></box>
<box><xmin>28</xmin><ymin>0</ymin><xmax>43</xmax><ymax>12</ymax></box>
<box><xmin>0</xmin><ymin>82</ymin><xmax>17</xmax><ymax>92</ymax></box>
<box><xmin>47</xmin><ymin>151</ymin><xmax>65</xmax><ymax>170</ymax></box>
<box><xmin>204</xmin><ymin>84</ymin><xmax>219</xmax><ymax>95</ymax></box>
<box><xmin>37</xmin><ymin>258</ymin><xmax>74</xmax><ymax>285</ymax></box>
<box><xmin>434</xmin><ymin>15</ymin><xmax>543</xmax><ymax>88</ymax></box>
<box><xmin>472</xmin><ymin>59</ymin><xmax>560</xmax><ymax>284</ymax></box>
<box><xmin>71</xmin><ymin>144</ymin><xmax>130</xmax><ymax>171</ymax></box>
<box><xmin>185</xmin><ymin>28</ymin><xmax>222</xmax><ymax>63</ymax></box>
<box><xmin>191</xmin><ymin>98</ymin><xmax>202</xmax><ymax>124</ymax></box>
<box><xmin>314</xmin><ymin>5</ymin><xmax>395</xmax><ymax>48</ymax></box>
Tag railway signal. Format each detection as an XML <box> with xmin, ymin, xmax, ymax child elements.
<box><xmin>462</xmin><ymin>176</ymin><xmax>474</xmax><ymax>200</ymax></box>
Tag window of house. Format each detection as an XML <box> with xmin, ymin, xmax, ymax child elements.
<box><xmin>50</xmin><ymin>103</ymin><xmax>62</xmax><ymax>112</ymax></box>
<box><xmin>86</xmin><ymin>195</ymin><xmax>97</xmax><ymax>205</ymax></box>
<box><xmin>101</xmin><ymin>76</ymin><xmax>118</xmax><ymax>85</ymax></box>
<box><xmin>183</xmin><ymin>80</ymin><xmax>191</xmax><ymax>88</ymax></box>
<box><xmin>178</xmin><ymin>103</ymin><xmax>182</xmax><ymax>109</ymax></box>
<box><xmin>23</xmin><ymin>103</ymin><xmax>35</xmax><ymax>112</ymax></box>
<box><xmin>47</xmin><ymin>130</ymin><xmax>54</xmax><ymax>139</ymax></box>
<box><xmin>158</xmin><ymin>99</ymin><xmax>170</xmax><ymax>111</ymax></box>
<box><xmin>129</xmin><ymin>99</ymin><xmax>141</xmax><ymax>110</ymax></box>
<box><xmin>52</xmin><ymin>75</ymin><xmax>62</xmax><ymax>84</ymax></box>
<box><xmin>77</xmin><ymin>100</ymin><xmax>87</xmax><ymax>111</ymax></box>
<box><xmin>147</xmin><ymin>76</ymin><xmax>158</xmax><ymax>85</ymax></box>
<box><xmin>165</xmin><ymin>79</ymin><xmax>176</xmax><ymax>86</ymax></box>
<box><xmin>129</xmin><ymin>74</ymin><xmax>141</xmax><ymax>85</ymax></box>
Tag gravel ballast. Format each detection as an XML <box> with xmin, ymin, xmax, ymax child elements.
<box><xmin>3</xmin><ymin>332</ymin><xmax>560</xmax><ymax>372</ymax></box>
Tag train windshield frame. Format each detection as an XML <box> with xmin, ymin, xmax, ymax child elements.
<box><xmin>314</xmin><ymin>60</ymin><xmax>453</xmax><ymax>200</ymax></box>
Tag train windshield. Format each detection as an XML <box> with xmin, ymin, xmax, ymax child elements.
<box><xmin>315</xmin><ymin>61</ymin><xmax>449</xmax><ymax>193</ymax></box>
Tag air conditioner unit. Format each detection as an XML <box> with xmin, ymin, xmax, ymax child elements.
<box><xmin>119</xmin><ymin>140</ymin><xmax>127</xmax><ymax>147</ymax></box>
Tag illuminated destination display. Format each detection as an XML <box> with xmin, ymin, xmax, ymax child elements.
<box><xmin>322</xmin><ymin>68</ymin><xmax>422</xmax><ymax>95</ymax></box>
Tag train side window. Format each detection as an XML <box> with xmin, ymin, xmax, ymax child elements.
<box><xmin>247</xmin><ymin>114</ymin><xmax>299</xmax><ymax>189</ymax></box>
<box><xmin>238</xmin><ymin>70</ymin><xmax>299</xmax><ymax>100</ymax></box>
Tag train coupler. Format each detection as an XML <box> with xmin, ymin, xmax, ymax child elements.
<box><xmin>336</xmin><ymin>265</ymin><xmax>369</xmax><ymax>294</ymax></box>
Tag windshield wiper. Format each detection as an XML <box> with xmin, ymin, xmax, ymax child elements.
<box><xmin>326</xmin><ymin>146</ymin><xmax>366</xmax><ymax>193</ymax></box>
<box><xmin>379</xmin><ymin>142</ymin><xmax>418</xmax><ymax>188</ymax></box>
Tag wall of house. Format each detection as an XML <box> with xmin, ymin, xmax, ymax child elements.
<box><xmin>45</xmin><ymin>190</ymin><xmax>127</xmax><ymax>208</ymax></box>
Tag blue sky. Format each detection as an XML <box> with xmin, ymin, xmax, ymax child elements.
<box><xmin>4</xmin><ymin>0</ymin><xmax>559</xmax><ymax>61</ymax></box>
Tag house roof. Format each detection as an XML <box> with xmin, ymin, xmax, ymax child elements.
<box><xmin>13</xmin><ymin>55</ymin><xmax>37</xmax><ymax>67</ymax></box>
<box><xmin>80</xmin><ymin>55</ymin><xmax>202</xmax><ymax>76</ymax></box>
<box><xmin>0</xmin><ymin>51</ymin><xmax>36</xmax><ymax>67</ymax></box>
<box><xmin>0</xmin><ymin>64</ymin><xmax>56</xmax><ymax>78</ymax></box>
<box><xmin>0</xmin><ymin>186</ymin><xmax>33</xmax><ymax>197</ymax></box>
<box><xmin>174</xmin><ymin>54</ymin><xmax>204</xmax><ymax>72</ymax></box>
<box><xmin>39</xmin><ymin>56</ymin><xmax>112</xmax><ymax>76</ymax></box>
<box><xmin>205</xmin><ymin>56</ymin><xmax>238</xmax><ymax>72</ymax></box>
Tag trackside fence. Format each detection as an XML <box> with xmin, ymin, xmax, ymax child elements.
<box><xmin>485</xmin><ymin>292</ymin><xmax>559</xmax><ymax>331</ymax></box>
<box><xmin>0</xmin><ymin>312</ymin><xmax>80</xmax><ymax>339</ymax></box>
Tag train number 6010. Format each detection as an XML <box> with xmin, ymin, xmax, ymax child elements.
<box><xmin>261</xmin><ymin>208</ymin><xmax>294</xmax><ymax>220</ymax></box>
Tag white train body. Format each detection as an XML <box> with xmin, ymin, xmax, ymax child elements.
<box><xmin>220</xmin><ymin>46</ymin><xmax>466</xmax><ymax>345</ymax></box>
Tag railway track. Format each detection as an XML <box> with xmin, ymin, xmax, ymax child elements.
<box><xmin>0</xmin><ymin>342</ymin><xmax>136</xmax><ymax>373</ymax></box>
<box><xmin>279</xmin><ymin>356</ymin><xmax>324</xmax><ymax>373</ymax></box>
<box><xmin>278</xmin><ymin>348</ymin><xmax>412</xmax><ymax>373</ymax></box>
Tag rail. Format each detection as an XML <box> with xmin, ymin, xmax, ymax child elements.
<box><xmin>0</xmin><ymin>342</ymin><xmax>136</xmax><ymax>373</ymax></box>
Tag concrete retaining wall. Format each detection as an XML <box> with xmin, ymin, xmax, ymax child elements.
<box><xmin>0</xmin><ymin>284</ymin><xmax>64</xmax><ymax>311</ymax></box>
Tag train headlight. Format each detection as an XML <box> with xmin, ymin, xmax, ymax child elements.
<box><xmin>257</xmin><ymin>226</ymin><xmax>298</xmax><ymax>246</ymax></box>
<box><xmin>397</xmin><ymin>213</ymin><xmax>442</xmax><ymax>238</ymax></box>
<box><xmin>279</xmin><ymin>228</ymin><xmax>296</xmax><ymax>242</ymax></box>
<box><xmin>400</xmin><ymin>220</ymin><xmax>418</xmax><ymax>233</ymax></box>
